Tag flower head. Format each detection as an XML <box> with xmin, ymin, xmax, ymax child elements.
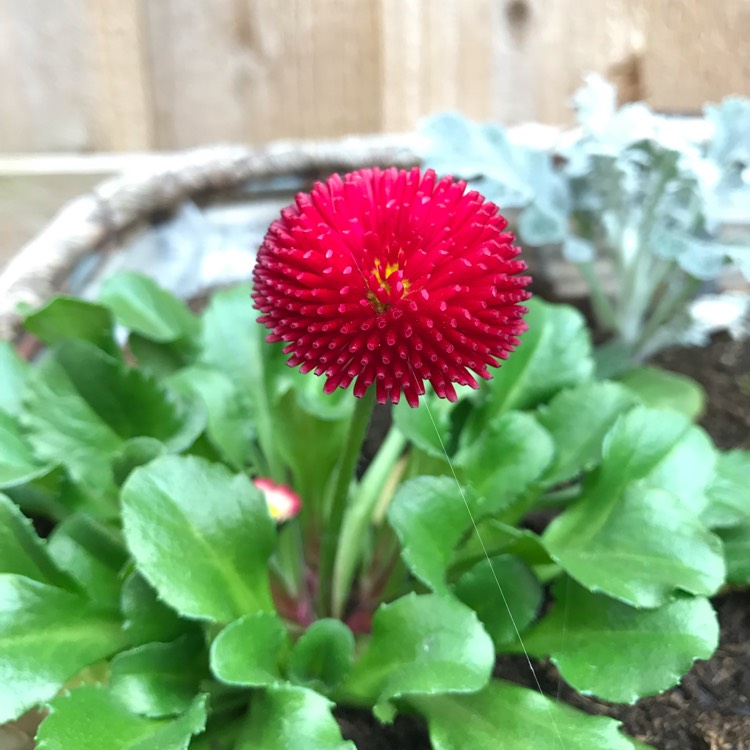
<box><xmin>253</xmin><ymin>477</ymin><xmax>302</xmax><ymax>522</ymax></box>
<box><xmin>252</xmin><ymin>167</ymin><xmax>530</xmax><ymax>407</ymax></box>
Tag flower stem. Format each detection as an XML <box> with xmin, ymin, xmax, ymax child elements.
<box><xmin>331</xmin><ymin>427</ymin><xmax>407</xmax><ymax>617</ymax></box>
<box><xmin>317</xmin><ymin>389</ymin><xmax>376</xmax><ymax>616</ymax></box>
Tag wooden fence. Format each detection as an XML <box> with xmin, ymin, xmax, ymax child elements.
<box><xmin>1</xmin><ymin>0</ymin><xmax>749</xmax><ymax>153</ymax></box>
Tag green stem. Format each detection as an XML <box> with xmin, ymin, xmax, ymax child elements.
<box><xmin>273</xmin><ymin>522</ymin><xmax>304</xmax><ymax>598</ymax></box>
<box><xmin>317</xmin><ymin>389</ymin><xmax>376</xmax><ymax>616</ymax></box>
<box><xmin>635</xmin><ymin>273</ymin><xmax>701</xmax><ymax>360</ymax></box>
<box><xmin>576</xmin><ymin>260</ymin><xmax>619</xmax><ymax>332</ymax></box>
<box><xmin>331</xmin><ymin>428</ymin><xmax>407</xmax><ymax>617</ymax></box>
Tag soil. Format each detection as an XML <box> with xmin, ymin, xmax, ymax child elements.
<box><xmin>339</xmin><ymin>333</ymin><xmax>750</xmax><ymax>750</ymax></box>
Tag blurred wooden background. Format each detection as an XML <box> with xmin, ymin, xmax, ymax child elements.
<box><xmin>1</xmin><ymin>0</ymin><xmax>749</xmax><ymax>154</ymax></box>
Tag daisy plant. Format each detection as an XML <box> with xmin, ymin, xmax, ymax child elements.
<box><xmin>1</xmin><ymin>168</ymin><xmax>747</xmax><ymax>750</ymax></box>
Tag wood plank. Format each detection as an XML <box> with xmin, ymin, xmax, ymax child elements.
<box><xmin>380</xmin><ymin>0</ymin><xmax>497</xmax><ymax>129</ymax></box>
<box><xmin>639</xmin><ymin>0</ymin><xmax>750</xmax><ymax>113</ymax></box>
<box><xmin>144</xmin><ymin>0</ymin><xmax>383</xmax><ymax>148</ymax></box>
<box><xmin>142</xmin><ymin>0</ymin><xmax>247</xmax><ymax>148</ymax></box>
<box><xmin>82</xmin><ymin>0</ymin><xmax>154</xmax><ymax>150</ymax></box>
<box><xmin>0</xmin><ymin>0</ymin><xmax>95</xmax><ymax>151</ymax></box>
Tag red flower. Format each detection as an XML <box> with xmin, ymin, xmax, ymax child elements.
<box><xmin>252</xmin><ymin>167</ymin><xmax>530</xmax><ymax>407</ymax></box>
<box><xmin>253</xmin><ymin>477</ymin><xmax>302</xmax><ymax>522</ymax></box>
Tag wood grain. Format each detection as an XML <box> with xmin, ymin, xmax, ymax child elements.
<box><xmin>0</xmin><ymin>0</ymin><xmax>747</xmax><ymax>151</ymax></box>
<box><xmin>639</xmin><ymin>0</ymin><xmax>750</xmax><ymax>113</ymax></box>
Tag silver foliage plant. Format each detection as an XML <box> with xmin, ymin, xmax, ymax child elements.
<box><xmin>419</xmin><ymin>74</ymin><xmax>750</xmax><ymax>373</ymax></box>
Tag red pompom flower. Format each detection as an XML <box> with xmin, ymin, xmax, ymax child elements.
<box><xmin>252</xmin><ymin>167</ymin><xmax>530</xmax><ymax>407</ymax></box>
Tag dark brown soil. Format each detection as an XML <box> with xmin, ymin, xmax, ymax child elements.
<box><xmin>653</xmin><ymin>332</ymin><xmax>750</xmax><ymax>451</ymax></box>
<box><xmin>341</xmin><ymin>333</ymin><xmax>750</xmax><ymax>749</ymax></box>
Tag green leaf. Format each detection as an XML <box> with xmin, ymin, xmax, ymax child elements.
<box><xmin>35</xmin><ymin>688</ymin><xmax>207</xmax><ymax>750</ymax></box>
<box><xmin>23</xmin><ymin>297</ymin><xmax>118</xmax><ymax>356</ymax></box>
<box><xmin>121</xmin><ymin>572</ymin><xmax>187</xmax><ymax>647</ymax></box>
<box><xmin>598</xmin><ymin>406</ymin><xmax>715</xmax><ymax>515</ymax></box>
<box><xmin>288</xmin><ymin>619</ymin><xmax>355</xmax><ymax>692</ymax></box>
<box><xmin>598</xmin><ymin>406</ymin><xmax>689</xmax><ymax>486</ymax></box>
<box><xmin>453</xmin><ymin>555</ymin><xmax>542</xmax><ymax>650</ymax></box>
<box><xmin>234</xmin><ymin>685</ymin><xmax>354</xmax><ymax>750</ymax></box>
<box><xmin>393</xmin><ymin>392</ymin><xmax>456</xmax><ymax>459</ymax></box>
<box><xmin>717</xmin><ymin>523</ymin><xmax>750</xmax><ymax>584</ymax></box>
<box><xmin>129</xmin><ymin>335</ymin><xmax>191</xmax><ymax>378</ymax></box>
<box><xmin>47</xmin><ymin>514</ymin><xmax>127</xmax><ymax>608</ymax></box>
<box><xmin>0</xmin><ymin>493</ymin><xmax>73</xmax><ymax>588</ymax></box>
<box><xmin>166</xmin><ymin>366</ymin><xmax>255</xmax><ymax>469</ymax></box>
<box><xmin>24</xmin><ymin>341</ymin><xmax>205</xmax><ymax>503</ymax></box>
<box><xmin>543</xmin><ymin>485</ymin><xmax>725</xmax><ymax>607</ymax></box>
<box><xmin>474</xmin><ymin>300</ymin><xmax>594</xmax><ymax>420</ymax></box>
<box><xmin>0</xmin><ymin>411</ymin><xmax>54</xmax><ymax>488</ymax></box>
<box><xmin>640</xmin><ymin>423</ymin><xmax>716</xmax><ymax>516</ymax></box>
<box><xmin>702</xmin><ymin>450</ymin><xmax>750</xmax><ymax>528</ymax></box>
<box><xmin>454</xmin><ymin>520</ymin><xmax>552</xmax><ymax>571</ymax></box>
<box><xmin>99</xmin><ymin>272</ymin><xmax>199</xmax><ymax>343</ymax></box>
<box><xmin>273</xmin><ymin>389</ymin><xmax>352</xmax><ymax>506</ymax></box>
<box><xmin>121</xmin><ymin>455</ymin><xmax>275</xmax><ymax>622</ymax></box>
<box><xmin>113</xmin><ymin>437</ymin><xmax>167</xmax><ymax>486</ymax></box>
<box><xmin>110</xmin><ymin>635</ymin><xmax>206</xmax><ymax>718</ymax></box>
<box><xmin>388</xmin><ymin>477</ymin><xmax>475</xmax><ymax>596</ymax></box>
<box><xmin>199</xmin><ymin>285</ymin><xmax>292</xmax><ymax>475</ymax></box>
<box><xmin>536</xmin><ymin>382</ymin><xmax>636</xmax><ymax>485</ymax></box>
<box><xmin>0</xmin><ymin>341</ymin><xmax>29</xmax><ymax>416</ymax></box>
<box><xmin>0</xmin><ymin>575</ymin><xmax>127</xmax><ymax>723</ymax></box>
<box><xmin>456</xmin><ymin>411</ymin><xmax>554</xmax><ymax>514</ymax></box>
<box><xmin>523</xmin><ymin>579</ymin><xmax>719</xmax><ymax>702</ymax></box>
<box><xmin>200</xmin><ymin>285</ymin><xmax>287</xmax><ymax>402</ymax></box>
<box><xmin>344</xmin><ymin>593</ymin><xmax>494</xmax><ymax>710</ymax></box>
<box><xmin>411</xmin><ymin>679</ymin><xmax>646</xmax><ymax>750</ymax></box>
<box><xmin>618</xmin><ymin>366</ymin><xmax>705</xmax><ymax>420</ymax></box>
<box><xmin>209</xmin><ymin>612</ymin><xmax>286</xmax><ymax>686</ymax></box>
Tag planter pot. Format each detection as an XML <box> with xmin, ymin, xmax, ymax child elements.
<box><xmin>1</xmin><ymin>138</ymin><xmax>748</xmax><ymax>750</ymax></box>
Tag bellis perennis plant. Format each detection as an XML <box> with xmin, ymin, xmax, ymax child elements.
<box><xmin>1</xmin><ymin>168</ymin><xmax>748</xmax><ymax>749</ymax></box>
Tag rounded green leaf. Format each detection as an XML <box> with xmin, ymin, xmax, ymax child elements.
<box><xmin>110</xmin><ymin>635</ymin><xmax>206</xmax><ymax>718</ymax></box>
<box><xmin>0</xmin><ymin>341</ymin><xmax>29</xmax><ymax>417</ymax></box>
<box><xmin>453</xmin><ymin>555</ymin><xmax>542</xmax><ymax>650</ymax></box>
<box><xmin>411</xmin><ymin>679</ymin><xmax>645</xmax><ymax>750</ymax></box>
<box><xmin>0</xmin><ymin>411</ymin><xmax>54</xmax><ymax>488</ymax></box>
<box><xmin>0</xmin><ymin>575</ymin><xmax>127</xmax><ymax>723</ymax></box>
<box><xmin>35</xmin><ymin>687</ymin><xmax>207</xmax><ymax>750</ymax></box>
<box><xmin>388</xmin><ymin>477</ymin><xmax>476</xmax><ymax>596</ymax></box>
<box><xmin>456</xmin><ymin>411</ymin><xmax>554</xmax><ymax>513</ymax></box>
<box><xmin>98</xmin><ymin>272</ymin><xmax>199</xmax><ymax>343</ymax></box>
<box><xmin>543</xmin><ymin>485</ymin><xmax>725</xmax><ymax>607</ymax></box>
<box><xmin>121</xmin><ymin>572</ymin><xmax>187</xmax><ymax>647</ymax></box>
<box><xmin>523</xmin><ymin>579</ymin><xmax>719</xmax><ymax>703</ymax></box>
<box><xmin>475</xmin><ymin>300</ymin><xmax>594</xmax><ymax>418</ymax></box>
<box><xmin>535</xmin><ymin>381</ymin><xmax>636</xmax><ymax>485</ymax></box>
<box><xmin>47</xmin><ymin>514</ymin><xmax>126</xmax><ymax>607</ymax></box>
<box><xmin>641</xmin><ymin>423</ymin><xmax>716</xmax><ymax>516</ymax></box>
<box><xmin>166</xmin><ymin>366</ymin><xmax>255</xmax><ymax>470</ymax></box>
<box><xmin>122</xmin><ymin>455</ymin><xmax>275</xmax><ymax>622</ymax></box>
<box><xmin>0</xmin><ymin>493</ymin><xmax>73</xmax><ymax>588</ymax></box>
<box><xmin>23</xmin><ymin>297</ymin><xmax>117</xmax><ymax>356</ymax></box>
<box><xmin>112</xmin><ymin>437</ymin><xmax>167</xmax><ymax>487</ymax></box>
<box><xmin>598</xmin><ymin>407</ymin><xmax>691</xmax><ymax>492</ymax></box>
<box><xmin>210</xmin><ymin>612</ymin><xmax>286</xmax><ymax>686</ymax></box>
<box><xmin>718</xmin><ymin>523</ymin><xmax>750</xmax><ymax>585</ymax></box>
<box><xmin>702</xmin><ymin>450</ymin><xmax>750</xmax><ymax>528</ymax></box>
<box><xmin>24</xmin><ymin>341</ymin><xmax>205</xmax><ymax>498</ymax></box>
<box><xmin>393</xmin><ymin>392</ymin><xmax>456</xmax><ymax>459</ymax></box>
<box><xmin>288</xmin><ymin>619</ymin><xmax>355</xmax><ymax>692</ymax></box>
<box><xmin>234</xmin><ymin>685</ymin><xmax>354</xmax><ymax>749</ymax></box>
<box><xmin>344</xmin><ymin>593</ymin><xmax>494</xmax><ymax>708</ymax></box>
<box><xmin>618</xmin><ymin>366</ymin><xmax>704</xmax><ymax>420</ymax></box>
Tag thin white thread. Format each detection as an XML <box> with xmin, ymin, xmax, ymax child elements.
<box><xmin>422</xmin><ymin>398</ymin><xmax>567</xmax><ymax>750</ymax></box>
